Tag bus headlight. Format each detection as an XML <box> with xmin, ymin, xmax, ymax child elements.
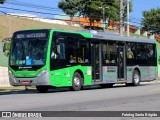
<box><xmin>37</xmin><ymin>70</ymin><xmax>47</xmax><ymax>77</ymax></box>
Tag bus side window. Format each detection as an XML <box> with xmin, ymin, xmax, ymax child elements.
<box><xmin>102</xmin><ymin>42</ymin><xmax>117</xmax><ymax>65</ymax></box>
<box><xmin>50</xmin><ymin>37</ymin><xmax>66</xmax><ymax>60</ymax></box>
<box><xmin>77</xmin><ymin>39</ymin><xmax>90</xmax><ymax>63</ymax></box>
<box><xmin>69</xmin><ymin>55</ymin><xmax>74</xmax><ymax>63</ymax></box>
<box><xmin>57</xmin><ymin>41</ymin><xmax>66</xmax><ymax>60</ymax></box>
<box><xmin>137</xmin><ymin>43</ymin><xmax>146</xmax><ymax>59</ymax></box>
<box><xmin>147</xmin><ymin>44</ymin><xmax>154</xmax><ymax>58</ymax></box>
<box><xmin>51</xmin><ymin>41</ymin><xmax>59</xmax><ymax>59</ymax></box>
<box><xmin>126</xmin><ymin>43</ymin><xmax>134</xmax><ymax>59</ymax></box>
<box><xmin>67</xmin><ymin>37</ymin><xmax>77</xmax><ymax>63</ymax></box>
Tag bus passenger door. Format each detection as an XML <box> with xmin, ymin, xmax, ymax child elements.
<box><xmin>117</xmin><ymin>45</ymin><xmax>126</xmax><ymax>81</ymax></box>
<box><xmin>91</xmin><ymin>43</ymin><xmax>102</xmax><ymax>82</ymax></box>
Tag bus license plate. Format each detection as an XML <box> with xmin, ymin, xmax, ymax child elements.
<box><xmin>21</xmin><ymin>81</ymin><xmax>30</xmax><ymax>84</ymax></box>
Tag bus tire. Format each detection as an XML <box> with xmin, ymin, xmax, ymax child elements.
<box><xmin>36</xmin><ymin>86</ymin><xmax>49</xmax><ymax>93</ymax></box>
<box><xmin>132</xmin><ymin>70</ymin><xmax>140</xmax><ymax>86</ymax></box>
<box><xmin>70</xmin><ymin>72</ymin><xmax>82</xmax><ymax>91</ymax></box>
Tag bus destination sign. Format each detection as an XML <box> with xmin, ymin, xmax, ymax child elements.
<box><xmin>15</xmin><ymin>32</ymin><xmax>47</xmax><ymax>39</ymax></box>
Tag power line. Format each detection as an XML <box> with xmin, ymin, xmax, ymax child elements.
<box><xmin>0</xmin><ymin>10</ymin><xmax>100</xmax><ymax>25</ymax></box>
<box><xmin>130</xmin><ymin>16</ymin><xmax>141</xmax><ymax>21</ymax></box>
<box><xmin>1</xmin><ymin>6</ymin><xmax>105</xmax><ymax>20</ymax></box>
<box><xmin>129</xmin><ymin>20</ymin><xmax>142</xmax><ymax>27</ymax></box>
<box><xmin>1</xmin><ymin>1</ymin><xmax>144</xmax><ymax>29</ymax></box>
<box><xmin>0</xmin><ymin>10</ymin><xmax>7</xmax><ymax>14</ymax></box>
<box><xmin>5</xmin><ymin>1</ymin><xmax>63</xmax><ymax>12</ymax></box>
<box><xmin>5</xmin><ymin>0</ymin><xmax>61</xmax><ymax>11</ymax></box>
<box><xmin>1</xmin><ymin>6</ymin><xmax>67</xmax><ymax>17</ymax></box>
<box><xmin>1</xmin><ymin>8</ymin><xmax>143</xmax><ymax>25</ymax></box>
<box><xmin>5</xmin><ymin>0</ymin><xmax>142</xmax><ymax>23</ymax></box>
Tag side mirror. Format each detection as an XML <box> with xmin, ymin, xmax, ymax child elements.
<box><xmin>2</xmin><ymin>39</ymin><xmax>11</xmax><ymax>56</ymax></box>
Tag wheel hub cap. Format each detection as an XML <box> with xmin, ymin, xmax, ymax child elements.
<box><xmin>134</xmin><ymin>74</ymin><xmax>139</xmax><ymax>83</ymax></box>
<box><xmin>74</xmin><ymin>77</ymin><xmax>80</xmax><ymax>87</ymax></box>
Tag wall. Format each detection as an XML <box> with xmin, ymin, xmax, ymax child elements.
<box><xmin>0</xmin><ymin>67</ymin><xmax>10</xmax><ymax>87</ymax></box>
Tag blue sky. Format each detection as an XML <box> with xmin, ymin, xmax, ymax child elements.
<box><xmin>1</xmin><ymin>0</ymin><xmax>160</xmax><ymax>27</ymax></box>
<box><xmin>129</xmin><ymin>0</ymin><xmax>160</xmax><ymax>26</ymax></box>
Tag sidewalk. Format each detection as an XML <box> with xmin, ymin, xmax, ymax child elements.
<box><xmin>0</xmin><ymin>66</ymin><xmax>10</xmax><ymax>87</ymax></box>
<box><xmin>0</xmin><ymin>86</ymin><xmax>36</xmax><ymax>94</ymax></box>
<box><xmin>155</xmin><ymin>77</ymin><xmax>160</xmax><ymax>81</ymax></box>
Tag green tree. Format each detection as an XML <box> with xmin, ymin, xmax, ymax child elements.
<box><xmin>0</xmin><ymin>0</ymin><xmax>5</xmax><ymax>4</ymax></box>
<box><xmin>79</xmin><ymin>0</ymin><xmax>132</xmax><ymax>29</ymax></box>
<box><xmin>58</xmin><ymin>0</ymin><xmax>132</xmax><ymax>29</ymax></box>
<box><xmin>106</xmin><ymin>0</ymin><xmax>132</xmax><ymax>28</ymax></box>
<box><xmin>79</xmin><ymin>0</ymin><xmax>104</xmax><ymax>28</ymax></box>
<box><xmin>141</xmin><ymin>8</ymin><xmax>160</xmax><ymax>34</ymax></box>
<box><xmin>58</xmin><ymin>0</ymin><xmax>80</xmax><ymax>25</ymax></box>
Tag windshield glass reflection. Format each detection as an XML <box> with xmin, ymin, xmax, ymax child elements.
<box><xmin>10</xmin><ymin>39</ymin><xmax>48</xmax><ymax>66</ymax></box>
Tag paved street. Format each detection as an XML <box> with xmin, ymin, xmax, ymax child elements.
<box><xmin>0</xmin><ymin>81</ymin><xmax>160</xmax><ymax>119</ymax></box>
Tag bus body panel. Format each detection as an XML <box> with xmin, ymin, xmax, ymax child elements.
<box><xmin>49</xmin><ymin>66</ymin><xmax>92</xmax><ymax>87</ymax></box>
<box><xmin>9</xmin><ymin>70</ymin><xmax>50</xmax><ymax>86</ymax></box>
<box><xmin>126</xmin><ymin>66</ymin><xmax>157</xmax><ymax>83</ymax></box>
<box><xmin>155</xmin><ymin>40</ymin><xmax>159</xmax><ymax>78</ymax></box>
<box><xmin>102</xmin><ymin>66</ymin><xmax>117</xmax><ymax>83</ymax></box>
<box><xmin>140</xmin><ymin>66</ymin><xmax>157</xmax><ymax>81</ymax></box>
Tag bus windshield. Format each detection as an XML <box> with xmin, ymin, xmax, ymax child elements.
<box><xmin>10</xmin><ymin>38</ymin><xmax>48</xmax><ymax>66</ymax></box>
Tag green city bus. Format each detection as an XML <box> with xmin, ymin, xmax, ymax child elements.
<box><xmin>8</xmin><ymin>29</ymin><xmax>158</xmax><ymax>92</ymax></box>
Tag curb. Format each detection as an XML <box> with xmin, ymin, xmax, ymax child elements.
<box><xmin>0</xmin><ymin>86</ymin><xmax>36</xmax><ymax>92</ymax></box>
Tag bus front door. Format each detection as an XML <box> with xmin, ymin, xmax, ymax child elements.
<box><xmin>91</xmin><ymin>43</ymin><xmax>102</xmax><ymax>82</ymax></box>
<box><xmin>117</xmin><ymin>45</ymin><xmax>126</xmax><ymax>81</ymax></box>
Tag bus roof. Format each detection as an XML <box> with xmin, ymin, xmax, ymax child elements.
<box><xmin>79</xmin><ymin>30</ymin><xmax>155</xmax><ymax>44</ymax></box>
<box><xmin>14</xmin><ymin>28</ymin><xmax>155</xmax><ymax>44</ymax></box>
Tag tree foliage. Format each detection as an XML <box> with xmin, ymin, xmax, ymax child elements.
<box><xmin>80</xmin><ymin>0</ymin><xmax>132</xmax><ymax>25</ymax></box>
<box><xmin>79</xmin><ymin>0</ymin><xmax>104</xmax><ymax>26</ymax></box>
<box><xmin>58</xmin><ymin>0</ymin><xmax>132</xmax><ymax>28</ymax></box>
<box><xmin>141</xmin><ymin>8</ymin><xmax>160</xmax><ymax>34</ymax></box>
<box><xmin>0</xmin><ymin>0</ymin><xmax>5</xmax><ymax>4</ymax></box>
<box><xmin>58</xmin><ymin>0</ymin><xmax>80</xmax><ymax>25</ymax></box>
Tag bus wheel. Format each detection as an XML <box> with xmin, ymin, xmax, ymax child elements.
<box><xmin>70</xmin><ymin>72</ymin><xmax>82</xmax><ymax>91</ymax></box>
<box><xmin>132</xmin><ymin>70</ymin><xmax>140</xmax><ymax>86</ymax></box>
<box><xmin>36</xmin><ymin>86</ymin><xmax>49</xmax><ymax>93</ymax></box>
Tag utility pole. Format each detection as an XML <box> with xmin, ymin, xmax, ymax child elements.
<box><xmin>119</xmin><ymin>0</ymin><xmax>123</xmax><ymax>35</ymax></box>
<box><xmin>8</xmin><ymin>0</ymin><xmax>11</xmax><ymax>37</ymax></box>
<box><xmin>127</xmin><ymin>0</ymin><xmax>130</xmax><ymax>36</ymax></box>
<box><xmin>99</xmin><ymin>6</ymin><xmax>109</xmax><ymax>31</ymax></box>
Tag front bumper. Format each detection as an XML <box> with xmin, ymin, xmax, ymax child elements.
<box><xmin>9</xmin><ymin>71</ymin><xmax>50</xmax><ymax>86</ymax></box>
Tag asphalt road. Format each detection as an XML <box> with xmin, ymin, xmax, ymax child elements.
<box><xmin>0</xmin><ymin>81</ymin><xmax>160</xmax><ymax>120</ymax></box>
